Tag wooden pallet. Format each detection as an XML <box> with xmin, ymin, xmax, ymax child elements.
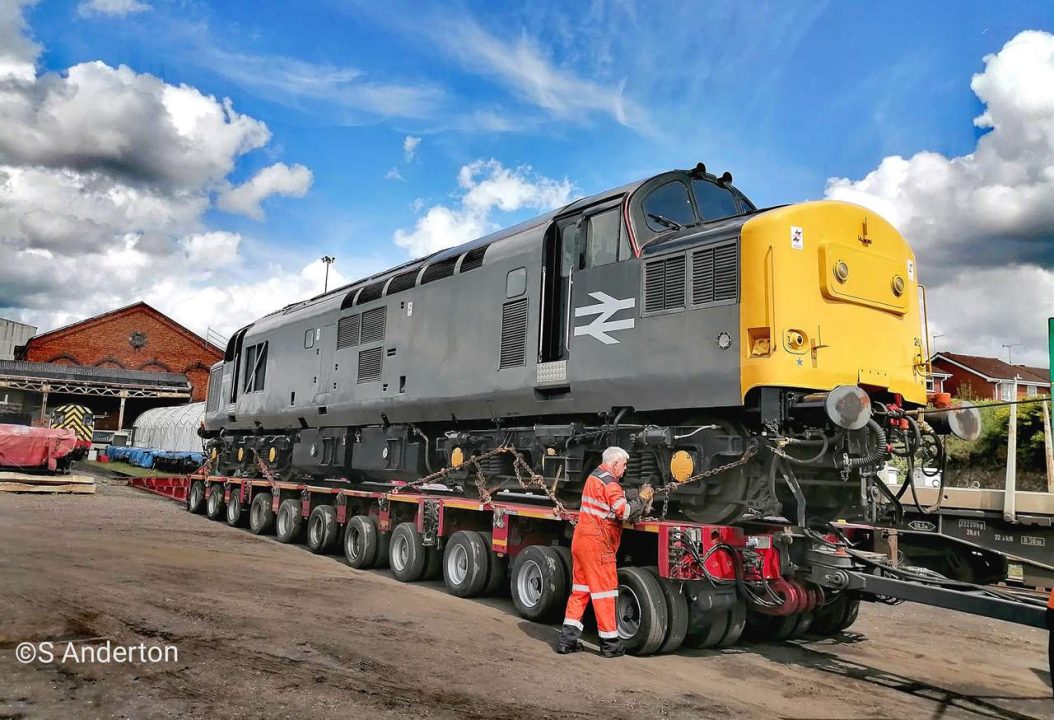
<box><xmin>0</xmin><ymin>472</ymin><xmax>96</xmax><ymax>494</ymax></box>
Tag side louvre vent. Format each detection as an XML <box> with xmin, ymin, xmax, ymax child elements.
<box><xmin>337</xmin><ymin>314</ymin><xmax>360</xmax><ymax>349</ymax></box>
<box><xmin>499</xmin><ymin>298</ymin><xmax>528</xmax><ymax>369</ymax></box>
<box><xmin>643</xmin><ymin>254</ymin><xmax>687</xmax><ymax>314</ymax></box>
<box><xmin>360</xmin><ymin>307</ymin><xmax>386</xmax><ymax>344</ymax></box>
<box><xmin>691</xmin><ymin>242</ymin><xmax>739</xmax><ymax>306</ymax></box>
<box><xmin>205</xmin><ymin>367</ymin><xmax>222</xmax><ymax>413</ymax></box>
<box><xmin>357</xmin><ymin>347</ymin><xmax>383</xmax><ymax>383</ymax></box>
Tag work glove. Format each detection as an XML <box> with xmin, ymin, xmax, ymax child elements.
<box><xmin>638</xmin><ymin>483</ymin><xmax>654</xmax><ymax>504</ymax></box>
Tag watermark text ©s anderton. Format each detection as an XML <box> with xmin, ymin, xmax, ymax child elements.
<box><xmin>15</xmin><ymin>641</ymin><xmax>178</xmax><ymax>665</ymax></box>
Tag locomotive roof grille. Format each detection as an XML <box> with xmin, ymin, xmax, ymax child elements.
<box><xmin>421</xmin><ymin>257</ymin><xmax>459</xmax><ymax>284</ymax></box>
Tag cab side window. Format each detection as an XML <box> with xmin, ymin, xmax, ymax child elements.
<box><xmin>585</xmin><ymin>208</ymin><xmax>627</xmax><ymax>267</ymax></box>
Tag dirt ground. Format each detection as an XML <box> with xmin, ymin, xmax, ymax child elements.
<box><xmin>0</xmin><ymin>484</ymin><xmax>1050</xmax><ymax>720</ymax></box>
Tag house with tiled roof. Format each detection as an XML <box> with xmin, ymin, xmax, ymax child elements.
<box><xmin>931</xmin><ymin>352</ymin><xmax>1051</xmax><ymax>401</ymax></box>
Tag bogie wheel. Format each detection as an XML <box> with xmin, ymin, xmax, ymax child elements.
<box><xmin>510</xmin><ymin>546</ymin><xmax>567</xmax><ymax>622</ymax></box>
<box><xmin>187</xmin><ymin>480</ymin><xmax>206</xmax><ymax>513</ymax></box>
<box><xmin>643</xmin><ymin>567</ymin><xmax>689</xmax><ymax>653</ymax></box>
<box><xmin>479</xmin><ymin>534</ymin><xmax>508</xmax><ymax>596</ymax></box>
<box><xmin>443</xmin><ymin>531</ymin><xmax>490</xmax><ymax>598</ymax></box>
<box><xmin>225</xmin><ymin>490</ymin><xmax>244</xmax><ymax>527</ymax></box>
<box><xmin>205</xmin><ymin>486</ymin><xmax>225</xmax><ymax>520</ymax></box>
<box><xmin>275</xmin><ymin>499</ymin><xmax>305</xmax><ymax>543</ymax></box>
<box><xmin>344</xmin><ymin>515</ymin><xmax>379</xmax><ymax>569</ymax></box>
<box><xmin>249</xmin><ymin>492</ymin><xmax>274</xmax><ymax>535</ymax></box>
<box><xmin>389</xmin><ymin>522</ymin><xmax>427</xmax><ymax>582</ymax></box>
<box><xmin>306</xmin><ymin>505</ymin><xmax>339</xmax><ymax>554</ymax></box>
<box><xmin>616</xmin><ymin>567</ymin><xmax>669</xmax><ymax>656</ymax></box>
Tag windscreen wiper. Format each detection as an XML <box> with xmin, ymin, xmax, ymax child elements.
<box><xmin>647</xmin><ymin>213</ymin><xmax>684</xmax><ymax>231</ymax></box>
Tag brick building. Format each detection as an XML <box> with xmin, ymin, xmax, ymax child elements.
<box><xmin>0</xmin><ymin>302</ymin><xmax>223</xmax><ymax>430</ymax></box>
<box><xmin>931</xmin><ymin>352</ymin><xmax>1050</xmax><ymax>401</ymax></box>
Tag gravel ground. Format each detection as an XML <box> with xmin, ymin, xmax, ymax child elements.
<box><xmin>0</xmin><ymin>483</ymin><xmax>1050</xmax><ymax>720</ymax></box>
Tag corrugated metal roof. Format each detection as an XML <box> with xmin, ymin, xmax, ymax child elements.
<box><xmin>0</xmin><ymin>360</ymin><xmax>189</xmax><ymax>387</ymax></box>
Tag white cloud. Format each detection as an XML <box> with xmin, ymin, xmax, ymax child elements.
<box><xmin>393</xmin><ymin>159</ymin><xmax>574</xmax><ymax>257</ymax></box>
<box><xmin>77</xmin><ymin>0</ymin><xmax>150</xmax><ymax>18</ymax></box>
<box><xmin>825</xmin><ymin>30</ymin><xmax>1054</xmax><ymax>367</ymax></box>
<box><xmin>385</xmin><ymin>167</ymin><xmax>404</xmax><ymax>181</ymax></box>
<box><xmin>0</xmin><ymin>2</ymin><xmax>320</xmax><ymax>339</ymax></box>
<box><xmin>217</xmin><ymin>162</ymin><xmax>313</xmax><ymax>220</ymax></box>
<box><xmin>403</xmin><ymin>135</ymin><xmax>421</xmax><ymax>162</ymax></box>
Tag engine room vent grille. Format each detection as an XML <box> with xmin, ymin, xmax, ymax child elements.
<box><xmin>499</xmin><ymin>298</ymin><xmax>528</xmax><ymax>369</ymax></box>
<box><xmin>691</xmin><ymin>242</ymin><xmax>739</xmax><ymax>306</ymax></box>
<box><xmin>643</xmin><ymin>254</ymin><xmax>686</xmax><ymax>314</ymax></box>
<box><xmin>205</xmin><ymin>367</ymin><xmax>222</xmax><ymax>413</ymax></box>
<box><xmin>386</xmin><ymin>269</ymin><xmax>418</xmax><ymax>296</ymax></box>
<box><xmin>356</xmin><ymin>281</ymin><xmax>384</xmax><ymax>305</ymax></box>
<box><xmin>459</xmin><ymin>245</ymin><xmax>489</xmax><ymax>273</ymax></box>
<box><xmin>360</xmin><ymin>307</ymin><xmax>386</xmax><ymax>344</ymax></box>
<box><xmin>357</xmin><ymin>346</ymin><xmax>383</xmax><ymax>383</ymax></box>
<box><xmin>421</xmin><ymin>257</ymin><xmax>458</xmax><ymax>284</ymax></box>
<box><xmin>337</xmin><ymin>314</ymin><xmax>360</xmax><ymax>350</ymax></box>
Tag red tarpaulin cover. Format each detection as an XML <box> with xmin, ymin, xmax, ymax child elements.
<box><xmin>0</xmin><ymin>424</ymin><xmax>78</xmax><ymax>471</ymax></box>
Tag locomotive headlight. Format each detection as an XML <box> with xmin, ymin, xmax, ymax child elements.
<box><xmin>891</xmin><ymin>275</ymin><xmax>905</xmax><ymax>296</ymax></box>
<box><xmin>824</xmin><ymin>385</ymin><xmax>872</xmax><ymax>430</ymax></box>
<box><xmin>833</xmin><ymin>260</ymin><xmax>849</xmax><ymax>283</ymax></box>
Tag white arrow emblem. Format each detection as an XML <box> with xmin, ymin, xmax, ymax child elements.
<box><xmin>573</xmin><ymin>291</ymin><xmax>636</xmax><ymax>345</ymax></box>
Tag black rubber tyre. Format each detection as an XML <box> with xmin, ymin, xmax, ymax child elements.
<box><xmin>205</xmin><ymin>485</ymin><xmax>225</xmax><ymax>520</ymax></box>
<box><xmin>187</xmin><ymin>480</ymin><xmax>206</xmax><ymax>514</ymax></box>
<box><xmin>423</xmin><ymin>546</ymin><xmax>443</xmax><ymax>580</ymax></box>
<box><xmin>249</xmin><ymin>492</ymin><xmax>274</xmax><ymax>535</ymax></box>
<box><xmin>480</xmin><ymin>534</ymin><xmax>508</xmax><ymax>596</ymax></box>
<box><xmin>552</xmin><ymin>545</ymin><xmax>573</xmax><ymax>587</ymax></box>
<box><xmin>809</xmin><ymin>593</ymin><xmax>859</xmax><ymax>636</ymax></box>
<box><xmin>443</xmin><ymin>531</ymin><xmax>490</xmax><ymax>597</ymax></box>
<box><xmin>390</xmin><ymin>522</ymin><xmax>427</xmax><ymax>582</ymax></box>
<box><xmin>837</xmin><ymin>595</ymin><xmax>861</xmax><ymax>631</ymax></box>
<box><xmin>717</xmin><ymin>598</ymin><xmax>747</xmax><ymax>647</ymax></box>
<box><xmin>275</xmin><ymin>498</ymin><xmax>304</xmax><ymax>544</ymax></box>
<box><xmin>743</xmin><ymin>611</ymin><xmax>780</xmax><ymax>641</ymax></box>
<box><xmin>644</xmin><ymin>567</ymin><xmax>689</xmax><ymax>653</ymax></box>
<box><xmin>374</xmin><ymin>530</ymin><xmax>391</xmax><ymax>569</ymax></box>
<box><xmin>225</xmin><ymin>490</ymin><xmax>244</xmax><ymax>527</ymax></box>
<box><xmin>684</xmin><ymin>607</ymin><xmax>729</xmax><ymax>649</ymax></box>
<box><xmin>616</xmin><ymin>566</ymin><xmax>669</xmax><ymax>656</ymax></box>
<box><xmin>306</xmin><ymin>505</ymin><xmax>339</xmax><ymax>554</ymax></box>
<box><xmin>510</xmin><ymin>545</ymin><xmax>567</xmax><ymax>622</ymax></box>
<box><xmin>344</xmin><ymin>515</ymin><xmax>379</xmax><ymax>569</ymax></box>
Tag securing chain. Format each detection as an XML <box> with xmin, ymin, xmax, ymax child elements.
<box><xmin>647</xmin><ymin>438</ymin><xmax>762</xmax><ymax>519</ymax></box>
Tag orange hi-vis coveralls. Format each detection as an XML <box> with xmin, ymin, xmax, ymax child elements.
<box><xmin>559</xmin><ymin>465</ymin><xmax>643</xmax><ymax>649</ymax></box>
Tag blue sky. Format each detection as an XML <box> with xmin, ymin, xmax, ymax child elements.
<box><xmin>2</xmin><ymin>0</ymin><xmax>1053</xmax><ymax>364</ymax></box>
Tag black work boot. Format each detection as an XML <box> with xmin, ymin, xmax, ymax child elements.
<box><xmin>556</xmin><ymin>623</ymin><xmax>583</xmax><ymax>654</ymax></box>
<box><xmin>600</xmin><ymin>637</ymin><xmax>625</xmax><ymax>658</ymax></box>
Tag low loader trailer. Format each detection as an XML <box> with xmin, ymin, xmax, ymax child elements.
<box><xmin>161</xmin><ymin>471</ymin><xmax>1047</xmax><ymax>656</ymax></box>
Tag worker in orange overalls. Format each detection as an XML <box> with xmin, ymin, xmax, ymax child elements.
<box><xmin>556</xmin><ymin>446</ymin><xmax>653</xmax><ymax>657</ymax></box>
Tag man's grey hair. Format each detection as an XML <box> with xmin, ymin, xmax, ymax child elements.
<box><xmin>602</xmin><ymin>446</ymin><xmax>629</xmax><ymax>465</ymax></box>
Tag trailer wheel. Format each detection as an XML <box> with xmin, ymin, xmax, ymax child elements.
<box><xmin>344</xmin><ymin>515</ymin><xmax>379</xmax><ymax>569</ymax></box>
<box><xmin>374</xmin><ymin>530</ymin><xmax>391</xmax><ymax>569</ymax></box>
<box><xmin>643</xmin><ymin>567</ymin><xmax>689</xmax><ymax>653</ymax></box>
<box><xmin>187</xmin><ymin>480</ymin><xmax>206</xmax><ymax>514</ymax></box>
<box><xmin>717</xmin><ymin>598</ymin><xmax>747</xmax><ymax>647</ymax></box>
<box><xmin>616</xmin><ymin>567</ymin><xmax>669</xmax><ymax>656</ymax></box>
<box><xmin>683</xmin><ymin>607</ymin><xmax>729</xmax><ymax>649</ymax></box>
<box><xmin>275</xmin><ymin>499</ymin><xmax>304</xmax><ymax>544</ymax></box>
<box><xmin>443</xmin><ymin>531</ymin><xmax>489</xmax><ymax>597</ymax></box>
<box><xmin>306</xmin><ymin>505</ymin><xmax>339</xmax><ymax>554</ymax></box>
<box><xmin>424</xmin><ymin>546</ymin><xmax>443</xmax><ymax>580</ymax></box>
<box><xmin>837</xmin><ymin>595</ymin><xmax>860</xmax><ymax>631</ymax></box>
<box><xmin>480</xmin><ymin>534</ymin><xmax>507</xmax><ymax>597</ymax></box>
<box><xmin>809</xmin><ymin>593</ymin><xmax>858</xmax><ymax>636</ymax></box>
<box><xmin>205</xmin><ymin>486</ymin><xmax>225</xmax><ymax>520</ymax></box>
<box><xmin>225</xmin><ymin>491</ymin><xmax>244</xmax><ymax>527</ymax></box>
<box><xmin>390</xmin><ymin>522</ymin><xmax>427</xmax><ymax>582</ymax></box>
<box><xmin>249</xmin><ymin>492</ymin><xmax>274</xmax><ymax>535</ymax></box>
<box><xmin>510</xmin><ymin>546</ymin><xmax>567</xmax><ymax>622</ymax></box>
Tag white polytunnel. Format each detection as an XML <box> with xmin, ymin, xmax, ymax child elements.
<box><xmin>132</xmin><ymin>402</ymin><xmax>206</xmax><ymax>453</ymax></box>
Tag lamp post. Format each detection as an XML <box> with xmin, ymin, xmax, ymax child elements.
<box><xmin>321</xmin><ymin>256</ymin><xmax>335</xmax><ymax>293</ymax></box>
<box><xmin>931</xmin><ymin>333</ymin><xmax>945</xmax><ymax>356</ymax></box>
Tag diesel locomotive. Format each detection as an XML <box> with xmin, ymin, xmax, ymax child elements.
<box><xmin>202</xmin><ymin>163</ymin><xmax>973</xmax><ymax>525</ymax></box>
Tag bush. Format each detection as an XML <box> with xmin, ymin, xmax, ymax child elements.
<box><xmin>945</xmin><ymin>398</ymin><xmax>1050</xmax><ymax>473</ymax></box>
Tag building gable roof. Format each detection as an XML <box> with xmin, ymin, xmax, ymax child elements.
<box><xmin>934</xmin><ymin>352</ymin><xmax>1050</xmax><ymax>386</ymax></box>
<box><xmin>26</xmin><ymin>302</ymin><xmax>223</xmax><ymax>357</ymax></box>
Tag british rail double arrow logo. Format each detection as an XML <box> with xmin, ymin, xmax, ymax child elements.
<box><xmin>573</xmin><ymin>292</ymin><xmax>636</xmax><ymax>345</ymax></box>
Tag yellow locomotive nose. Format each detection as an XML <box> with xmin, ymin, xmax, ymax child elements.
<box><xmin>739</xmin><ymin>200</ymin><xmax>926</xmax><ymax>406</ymax></box>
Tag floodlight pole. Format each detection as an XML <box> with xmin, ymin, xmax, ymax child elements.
<box><xmin>322</xmin><ymin>256</ymin><xmax>336</xmax><ymax>293</ymax></box>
